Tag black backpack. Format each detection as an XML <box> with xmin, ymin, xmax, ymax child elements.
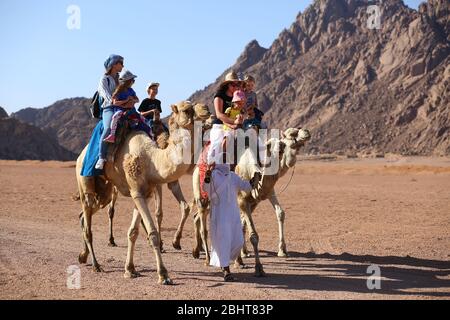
<box><xmin>89</xmin><ymin>77</ymin><xmax>110</xmax><ymax>119</ymax></box>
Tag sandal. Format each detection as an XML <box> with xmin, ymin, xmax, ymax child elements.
<box><xmin>223</xmin><ymin>273</ymin><xmax>235</xmax><ymax>282</ymax></box>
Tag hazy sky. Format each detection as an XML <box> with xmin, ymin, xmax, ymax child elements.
<box><xmin>0</xmin><ymin>0</ymin><xmax>422</xmax><ymax>116</ymax></box>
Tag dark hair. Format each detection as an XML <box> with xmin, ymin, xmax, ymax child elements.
<box><xmin>216</xmin><ymin>85</ymin><xmax>229</xmax><ymax>97</ymax></box>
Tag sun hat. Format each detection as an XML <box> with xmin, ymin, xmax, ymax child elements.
<box><xmin>119</xmin><ymin>69</ymin><xmax>137</xmax><ymax>83</ymax></box>
<box><xmin>147</xmin><ymin>82</ymin><xmax>160</xmax><ymax>91</ymax></box>
<box><xmin>104</xmin><ymin>54</ymin><xmax>124</xmax><ymax>72</ymax></box>
<box><xmin>232</xmin><ymin>90</ymin><xmax>246</xmax><ymax>103</ymax></box>
<box><xmin>220</xmin><ymin>71</ymin><xmax>243</xmax><ymax>88</ymax></box>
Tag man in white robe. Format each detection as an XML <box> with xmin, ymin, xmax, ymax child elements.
<box><xmin>204</xmin><ymin>164</ymin><xmax>254</xmax><ymax>281</ymax></box>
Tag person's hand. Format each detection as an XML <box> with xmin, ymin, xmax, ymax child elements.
<box><xmin>250</xmin><ymin>172</ymin><xmax>262</xmax><ymax>189</ymax></box>
<box><xmin>154</xmin><ymin>110</ymin><xmax>161</xmax><ymax>121</ymax></box>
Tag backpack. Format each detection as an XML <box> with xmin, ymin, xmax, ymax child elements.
<box><xmin>89</xmin><ymin>77</ymin><xmax>110</xmax><ymax>119</ymax></box>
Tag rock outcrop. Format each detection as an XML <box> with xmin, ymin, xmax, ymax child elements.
<box><xmin>189</xmin><ymin>0</ymin><xmax>450</xmax><ymax>155</ymax></box>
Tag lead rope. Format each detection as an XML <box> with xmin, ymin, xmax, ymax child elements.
<box><xmin>276</xmin><ymin>165</ymin><xmax>296</xmax><ymax>196</ymax></box>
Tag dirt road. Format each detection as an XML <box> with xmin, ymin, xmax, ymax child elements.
<box><xmin>1</xmin><ymin>157</ymin><xmax>449</xmax><ymax>300</ymax></box>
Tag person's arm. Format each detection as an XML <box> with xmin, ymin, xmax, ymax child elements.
<box><xmin>231</xmin><ymin>173</ymin><xmax>252</xmax><ymax>193</ymax></box>
<box><xmin>131</xmin><ymin>89</ymin><xmax>139</xmax><ymax>103</ymax></box>
<box><xmin>98</xmin><ymin>76</ymin><xmax>113</xmax><ymax>107</ymax></box>
<box><xmin>112</xmin><ymin>95</ymin><xmax>131</xmax><ymax>107</ymax></box>
<box><xmin>141</xmin><ymin>109</ymin><xmax>156</xmax><ymax>117</ymax></box>
<box><xmin>138</xmin><ymin>100</ymin><xmax>153</xmax><ymax>117</ymax></box>
<box><xmin>214</xmin><ymin>97</ymin><xmax>237</xmax><ymax>128</ymax></box>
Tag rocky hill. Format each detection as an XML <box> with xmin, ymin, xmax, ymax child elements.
<box><xmin>189</xmin><ymin>0</ymin><xmax>450</xmax><ymax>156</ymax></box>
<box><xmin>12</xmin><ymin>98</ymin><xmax>98</xmax><ymax>154</ymax></box>
<box><xmin>0</xmin><ymin>116</ymin><xmax>76</xmax><ymax>161</ymax></box>
<box><xmin>0</xmin><ymin>107</ymin><xmax>8</xmax><ymax>119</ymax></box>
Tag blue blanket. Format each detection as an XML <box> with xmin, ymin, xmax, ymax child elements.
<box><xmin>81</xmin><ymin>121</ymin><xmax>104</xmax><ymax>177</ymax></box>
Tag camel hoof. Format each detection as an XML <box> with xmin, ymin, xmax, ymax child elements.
<box><xmin>108</xmin><ymin>241</ymin><xmax>118</xmax><ymax>247</ymax></box>
<box><xmin>160</xmin><ymin>278</ymin><xmax>174</xmax><ymax>285</ymax></box>
<box><xmin>93</xmin><ymin>264</ymin><xmax>104</xmax><ymax>273</ymax></box>
<box><xmin>192</xmin><ymin>248</ymin><xmax>200</xmax><ymax>259</ymax></box>
<box><xmin>254</xmin><ymin>264</ymin><xmax>266</xmax><ymax>277</ymax></box>
<box><xmin>78</xmin><ymin>253</ymin><xmax>88</xmax><ymax>264</ymax></box>
<box><xmin>277</xmin><ymin>250</ymin><xmax>289</xmax><ymax>258</ymax></box>
<box><xmin>124</xmin><ymin>270</ymin><xmax>141</xmax><ymax>279</ymax></box>
<box><xmin>172</xmin><ymin>240</ymin><xmax>182</xmax><ymax>251</ymax></box>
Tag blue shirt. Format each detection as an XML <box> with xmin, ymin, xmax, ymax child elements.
<box><xmin>116</xmin><ymin>88</ymin><xmax>137</xmax><ymax>101</ymax></box>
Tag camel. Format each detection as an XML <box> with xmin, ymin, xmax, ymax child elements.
<box><xmin>190</xmin><ymin>128</ymin><xmax>311</xmax><ymax>277</ymax></box>
<box><xmin>75</xmin><ymin>101</ymin><xmax>210</xmax><ymax>284</ymax></box>
<box><xmin>103</xmin><ymin>109</ymin><xmax>214</xmax><ymax>251</ymax></box>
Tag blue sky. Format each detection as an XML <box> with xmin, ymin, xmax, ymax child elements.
<box><xmin>0</xmin><ymin>0</ymin><xmax>422</xmax><ymax>116</ymax></box>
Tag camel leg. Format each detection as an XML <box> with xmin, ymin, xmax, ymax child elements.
<box><xmin>78</xmin><ymin>212</ymin><xmax>89</xmax><ymax>264</ymax></box>
<box><xmin>124</xmin><ymin>208</ymin><xmax>141</xmax><ymax>279</ymax></box>
<box><xmin>240</xmin><ymin>216</ymin><xmax>250</xmax><ymax>258</ymax></box>
<box><xmin>269</xmin><ymin>191</ymin><xmax>288</xmax><ymax>257</ymax></box>
<box><xmin>154</xmin><ymin>185</ymin><xmax>165</xmax><ymax>252</ymax></box>
<box><xmin>192</xmin><ymin>209</ymin><xmax>202</xmax><ymax>259</ymax></box>
<box><xmin>168</xmin><ymin>180</ymin><xmax>190</xmax><ymax>250</ymax></box>
<box><xmin>241</xmin><ymin>201</ymin><xmax>265</xmax><ymax>277</ymax></box>
<box><xmin>198</xmin><ymin>202</ymin><xmax>210</xmax><ymax>266</ymax></box>
<box><xmin>107</xmin><ymin>188</ymin><xmax>118</xmax><ymax>247</ymax></box>
<box><xmin>132</xmin><ymin>195</ymin><xmax>172</xmax><ymax>285</ymax></box>
<box><xmin>192</xmin><ymin>199</ymin><xmax>210</xmax><ymax>264</ymax></box>
<box><xmin>80</xmin><ymin>205</ymin><xmax>102</xmax><ymax>272</ymax></box>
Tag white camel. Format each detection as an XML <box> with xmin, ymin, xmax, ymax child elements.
<box><xmin>191</xmin><ymin>128</ymin><xmax>311</xmax><ymax>276</ymax></box>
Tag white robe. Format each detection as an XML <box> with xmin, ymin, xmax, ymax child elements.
<box><xmin>204</xmin><ymin>165</ymin><xmax>252</xmax><ymax>268</ymax></box>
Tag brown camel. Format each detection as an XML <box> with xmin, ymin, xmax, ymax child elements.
<box><xmin>75</xmin><ymin>101</ymin><xmax>210</xmax><ymax>284</ymax></box>
<box><xmin>103</xmin><ymin>109</ymin><xmax>214</xmax><ymax>251</ymax></box>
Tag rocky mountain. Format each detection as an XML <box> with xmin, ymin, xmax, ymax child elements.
<box><xmin>0</xmin><ymin>116</ymin><xmax>76</xmax><ymax>161</ymax></box>
<box><xmin>189</xmin><ymin>0</ymin><xmax>450</xmax><ymax>156</ymax></box>
<box><xmin>0</xmin><ymin>107</ymin><xmax>8</xmax><ymax>119</ymax></box>
<box><xmin>12</xmin><ymin>98</ymin><xmax>98</xmax><ymax>154</ymax></box>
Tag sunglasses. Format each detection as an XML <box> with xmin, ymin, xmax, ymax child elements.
<box><xmin>230</xmin><ymin>82</ymin><xmax>241</xmax><ymax>87</ymax></box>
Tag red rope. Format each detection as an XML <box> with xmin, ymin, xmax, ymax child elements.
<box><xmin>197</xmin><ymin>142</ymin><xmax>211</xmax><ymax>200</ymax></box>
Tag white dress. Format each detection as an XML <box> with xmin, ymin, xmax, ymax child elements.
<box><xmin>204</xmin><ymin>165</ymin><xmax>252</xmax><ymax>268</ymax></box>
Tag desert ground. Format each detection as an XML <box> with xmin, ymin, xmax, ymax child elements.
<box><xmin>0</xmin><ymin>155</ymin><xmax>449</xmax><ymax>300</ymax></box>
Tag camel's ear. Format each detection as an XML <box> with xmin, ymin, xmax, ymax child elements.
<box><xmin>171</xmin><ymin>104</ymin><xmax>179</xmax><ymax>114</ymax></box>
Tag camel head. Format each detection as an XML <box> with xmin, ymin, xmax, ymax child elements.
<box><xmin>169</xmin><ymin>101</ymin><xmax>196</xmax><ymax>130</ymax></box>
<box><xmin>193</xmin><ymin>103</ymin><xmax>211</xmax><ymax>122</ymax></box>
<box><xmin>265</xmin><ymin>138</ymin><xmax>286</xmax><ymax>160</ymax></box>
<box><xmin>192</xmin><ymin>103</ymin><xmax>214</xmax><ymax>132</ymax></box>
<box><xmin>280</xmin><ymin>128</ymin><xmax>311</xmax><ymax>168</ymax></box>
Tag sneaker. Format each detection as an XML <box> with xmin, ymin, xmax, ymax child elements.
<box><xmin>103</xmin><ymin>135</ymin><xmax>116</xmax><ymax>144</ymax></box>
<box><xmin>95</xmin><ymin>158</ymin><xmax>106</xmax><ymax>170</ymax></box>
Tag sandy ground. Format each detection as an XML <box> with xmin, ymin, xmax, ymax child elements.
<box><xmin>0</xmin><ymin>156</ymin><xmax>449</xmax><ymax>300</ymax></box>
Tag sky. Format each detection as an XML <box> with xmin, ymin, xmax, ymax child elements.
<box><xmin>0</xmin><ymin>0</ymin><xmax>422</xmax><ymax>116</ymax></box>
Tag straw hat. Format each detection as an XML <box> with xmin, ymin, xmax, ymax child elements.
<box><xmin>220</xmin><ymin>71</ymin><xmax>243</xmax><ymax>88</ymax></box>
